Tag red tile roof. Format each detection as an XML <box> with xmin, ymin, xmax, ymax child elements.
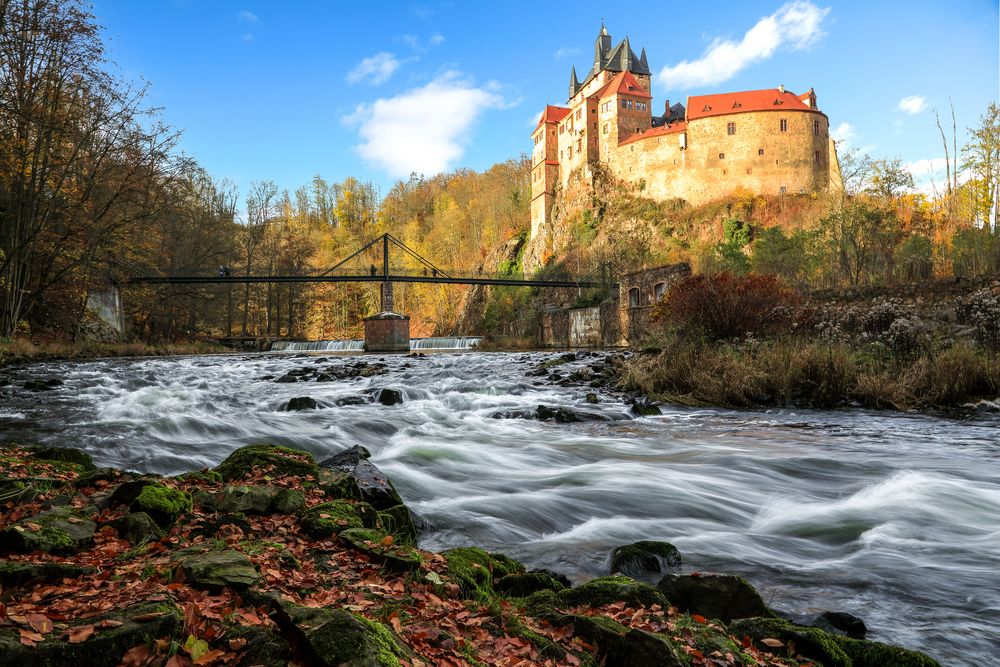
<box><xmin>535</xmin><ymin>104</ymin><xmax>571</xmax><ymax>129</ymax></box>
<box><xmin>686</xmin><ymin>88</ymin><xmax>816</xmax><ymax>120</ymax></box>
<box><xmin>619</xmin><ymin>121</ymin><xmax>687</xmax><ymax>146</ymax></box>
<box><xmin>593</xmin><ymin>70</ymin><xmax>652</xmax><ymax>100</ymax></box>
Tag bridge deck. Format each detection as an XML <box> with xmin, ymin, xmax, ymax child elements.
<box><xmin>128</xmin><ymin>274</ymin><xmax>615</xmax><ymax>289</ymax></box>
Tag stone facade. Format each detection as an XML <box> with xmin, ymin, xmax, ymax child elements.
<box><xmin>529</xmin><ymin>24</ymin><xmax>841</xmax><ymax>267</ymax></box>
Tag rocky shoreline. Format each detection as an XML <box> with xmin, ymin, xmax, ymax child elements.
<box><xmin>0</xmin><ymin>442</ymin><xmax>942</xmax><ymax>666</ymax></box>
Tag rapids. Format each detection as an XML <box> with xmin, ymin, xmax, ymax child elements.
<box><xmin>1</xmin><ymin>351</ymin><xmax>998</xmax><ymax>665</ymax></box>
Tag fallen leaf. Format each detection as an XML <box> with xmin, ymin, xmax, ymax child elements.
<box><xmin>26</xmin><ymin>614</ymin><xmax>53</xmax><ymax>634</ymax></box>
<box><xmin>165</xmin><ymin>656</ymin><xmax>193</xmax><ymax>667</ymax></box>
<box><xmin>19</xmin><ymin>629</ymin><xmax>44</xmax><ymax>647</ymax></box>
<box><xmin>67</xmin><ymin>625</ymin><xmax>94</xmax><ymax>643</ymax></box>
<box><xmin>23</xmin><ymin>522</ymin><xmax>42</xmax><ymax>532</ymax></box>
<box><xmin>691</xmin><ymin>614</ymin><xmax>707</xmax><ymax>625</ymax></box>
<box><xmin>761</xmin><ymin>637</ymin><xmax>785</xmax><ymax>648</ymax></box>
<box><xmin>228</xmin><ymin>638</ymin><xmax>247</xmax><ymax>650</ymax></box>
<box><xmin>132</xmin><ymin>612</ymin><xmax>167</xmax><ymax>622</ymax></box>
<box><xmin>120</xmin><ymin>645</ymin><xmax>152</xmax><ymax>667</ymax></box>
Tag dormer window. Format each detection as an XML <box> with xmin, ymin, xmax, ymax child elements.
<box><xmin>702</xmin><ymin>105</ymin><xmax>712</xmax><ymax>112</ymax></box>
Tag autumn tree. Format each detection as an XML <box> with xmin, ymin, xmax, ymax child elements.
<box><xmin>239</xmin><ymin>180</ymin><xmax>278</xmax><ymax>335</ymax></box>
<box><xmin>961</xmin><ymin>102</ymin><xmax>1000</xmax><ymax>230</ymax></box>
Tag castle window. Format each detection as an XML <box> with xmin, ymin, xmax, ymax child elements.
<box><xmin>603</xmin><ymin>123</ymin><xmax>608</xmax><ymax>135</ymax></box>
<box><xmin>560</xmin><ymin>124</ymin><xmax>565</xmax><ymax>134</ymax></box>
<box><xmin>577</xmin><ymin>139</ymin><xmax>582</xmax><ymax>152</ymax></box>
<box><xmin>719</xmin><ymin>153</ymin><xmax>725</xmax><ymax>160</ymax></box>
<box><xmin>727</xmin><ymin>122</ymin><xmax>736</xmax><ymax>135</ymax></box>
<box><xmin>814</xmin><ymin>120</ymin><xmax>820</xmax><ymax>135</ymax></box>
<box><xmin>636</xmin><ymin>101</ymin><xmax>647</xmax><ymax>111</ymax></box>
<box><xmin>628</xmin><ymin>287</ymin><xmax>640</xmax><ymax>308</ymax></box>
<box><xmin>780</xmin><ymin>119</ymin><xmax>788</xmax><ymax>132</ymax></box>
<box><xmin>653</xmin><ymin>282</ymin><xmax>667</xmax><ymax>302</ymax></box>
<box><xmin>815</xmin><ymin>150</ymin><xmax>821</xmax><ymax>163</ymax></box>
<box><xmin>780</xmin><ymin>185</ymin><xmax>787</xmax><ymax>195</ymax></box>
<box><xmin>567</xmin><ymin>147</ymin><xmax>573</xmax><ymax>158</ymax></box>
<box><xmin>758</xmin><ymin>148</ymin><xmax>765</xmax><ymax>156</ymax></box>
<box><xmin>575</xmin><ymin>109</ymin><xmax>582</xmax><ymax>120</ymax></box>
<box><xmin>622</xmin><ymin>99</ymin><xmax>633</xmax><ymax>109</ymax></box>
<box><xmin>534</xmin><ymin>134</ymin><xmax>541</xmax><ymax>145</ymax></box>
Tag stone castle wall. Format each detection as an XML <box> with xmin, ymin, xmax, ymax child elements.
<box><xmin>607</xmin><ymin>110</ymin><xmax>833</xmax><ymax>204</ymax></box>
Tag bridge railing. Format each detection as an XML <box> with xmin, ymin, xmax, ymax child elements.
<box><xmin>149</xmin><ymin>266</ymin><xmax>588</xmax><ymax>282</ymax></box>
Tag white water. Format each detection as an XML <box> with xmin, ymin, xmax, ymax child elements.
<box><xmin>270</xmin><ymin>337</ymin><xmax>481</xmax><ymax>352</ymax></box>
<box><xmin>1</xmin><ymin>351</ymin><xmax>998</xmax><ymax>665</ymax></box>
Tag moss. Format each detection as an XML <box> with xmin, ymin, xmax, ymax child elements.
<box><xmin>214</xmin><ymin>444</ymin><xmax>318</xmax><ymax>481</ymax></box>
<box><xmin>444</xmin><ymin>547</ymin><xmax>526</xmax><ymax>600</ymax></box>
<box><xmin>352</xmin><ymin>613</ymin><xmax>412</xmax><ymax>666</ymax></box>
<box><xmin>27</xmin><ymin>445</ymin><xmax>95</xmax><ymax>470</ymax></box>
<box><xmin>300</xmin><ymin>500</ymin><xmax>378</xmax><ymax>539</ymax></box>
<box><xmin>339</xmin><ymin>527</ymin><xmax>422</xmax><ymax>572</ymax></box>
<box><xmin>131</xmin><ymin>483</ymin><xmax>192</xmax><ymax>528</ymax></box>
<box><xmin>494</xmin><ymin>571</ymin><xmax>568</xmax><ymax>598</ymax></box>
<box><xmin>173</xmin><ymin>469</ymin><xmax>223</xmax><ymax>484</ymax></box>
<box><xmin>558</xmin><ymin>575</ymin><xmax>668</xmax><ymax>609</ymax></box>
<box><xmin>377</xmin><ymin>504</ymin><xmax>418</xmax><ymax>544</ymax></box>
<box><xmin>837</xmin><ymin>637</ymin><xmax>942</xmax><ymax>666</ymax></box>
<box><xmin>610</xmin><ymin>540</ymin><xmax>682</xmax><ymax>575</ymax></box>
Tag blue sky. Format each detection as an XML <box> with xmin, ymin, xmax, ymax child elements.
<box><xmin>92</xmin><ymin>1</ymin><xmax>999</xmax><ymax>200</ymax></box>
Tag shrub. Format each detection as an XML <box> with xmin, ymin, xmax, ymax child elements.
<box><xmin>958</xmin><ymin>288</ymin><xmax>1000</xmax><ymax>349</ymax></box>
<box><xmin>654</xmin><ymin>272</ymin><xmax>799</xmax><ymax>340</ymax></box>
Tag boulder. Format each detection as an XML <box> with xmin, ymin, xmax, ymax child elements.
<box><xmin>318</xmin><ymin>446</ymin><xmax>403</xmax><ymax>511</ymax></box>
<box><xmin>0</xmin><ymin>601</ymin><xmax>182</xmax><ymax>667</ymax></box>
<box><xmin>376</xmin><ymin>504</ymin><xmax>419</xmax><ymax>543</ymax></box>
<box><xmin>558</xmin><ymin>575</ymin><xmax>668</xmax><ymax>609</ymax></box>
<box><xmin>0</xmin><ymin>476</ymin><xmax>60</xmax><ymax>504</ymax></box>
<box><xmin>585</xmin><ymin>392</ymin><xmax>599</xmax><ymax>404</ymax></box>
<box><xmin>534</xmin><ymin>405</ymin><xmax>611</xmax><ymax>423</ymax></box>
<box><xmin>270</xmin><ymin>602</ymin><xmax>411</xmax><ymax>667</ymax></box>
<box><xmin>110</xmin><ymin>512</ymin><xmax>164</xmax><ymax>544</ymax></box>
<box><xmin>610</xmin><ymin>540</ymin><xmax>682</xmax><ymax>577</ymax></box>
<box><xmin>0</xmin><ymin>507</ymin><xmax>96</xmax><ymax>555</ymax></box>
<box><xmin>108</xmin><ymin>477</ymin><xmax>161</xmax><ymax>506</ymax></box>
<box><xmin>284</xmin><ymin>396</ymin><xmax>319</xmax><ymax>411</ymax></box>
<box><xmin>179</xmin><ymin>549</ymin><xmax>260</xmax><ymax>591</ymax></box>
<box><xmin>494</xmin><ymin>571</ymin><xmax>569</xmax><ymax>597</ymax></box>
<box><xmin>728</xmin><ymin>617</ymin><xmax>941</xmax><ymax>667</ymax></box>
<box><xmin>656</xmin><ymin>573</ymin><xmax>774</xmax><ymax>623</ymax></box>
<box><xmin>27</xmin><ymin>446</ymin><xmax>95</xmax><ymax>470</ymax></box>
<box><xmin>629</xmin><ymin>397</ymin><xmax>661</xmax><ymax>416</ymax></box>
<box><xmin>272</xmin><ymin>487</ymin><xmax>306</xmax><ymax>513</ymax></box>
<box><xmin>335</xmin><ymin>396</ymin><xmax>370</xmax><ymax>407</ymax></box>
<box><xmin>338</xmin><ymin>527</ymin><xmax>422</xmax><ymax>572</ymax></box>
<box><xmin>809</xmin><ymin>610</ymin><xmax>868</xmax><ymax>639</ymax></box>
<box><xmin>0</xmin><ymin>560</ymin><xmax>96</xmax><ymax>588</ymax></box>
<box><xmin>217</xmin><ymin>485</ymin><xmax>278</xmax><ymax>514</ymax></box>
<box><xmin>129</xmin><ymin>483</ymin><xmax>192</xmax><ymax>528</ymax></box>
<box><xmin>299</xmin><ymin>500</ymin><xmax>379</xmax><ymax>539</ymax></box>
<box><xmin>213</xmin><ymin>444</ymin><xmax>318</xmax><ymax>481</ymax></box>
<box><xmin>564</xmin><ymin>613</ymin><xmax>685</xmax><ymax>667</ymax></box>
<box><xmin>73</xmin><ymin>467</ymin><xmax>120</xmax><ymax>489</ymax></box>
<box><xmin>375</xmin><ymin>388</ymin><xmax>404</xmax><ymax>406</ymax></box>
<box><xmin>444</xmin><ymin>547</ymin><xmax>525</xmax><ymax>599</ymax></box>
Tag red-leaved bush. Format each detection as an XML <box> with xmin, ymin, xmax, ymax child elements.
<box><xmin>653</xmin><ymin>272</ymin><xmax>799</xmax><ymax>340</ymax></box>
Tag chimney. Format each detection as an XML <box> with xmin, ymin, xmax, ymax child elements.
<box><xmin>665</xmin><ymin>99</ymin><xmax>670</xmax><ymax>115</ymax></box>
<box><xmin>778</xmin><ymin>84</ymin><xmax>785</xmax><ymax>94</ymax></box>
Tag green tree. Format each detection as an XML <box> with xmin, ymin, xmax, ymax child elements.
<box><xmin>961</xmin><ymin>102</ymin><xmax>1000</xmax><ymax>231</ymax></box>
<box><xmin>750</xmin><ymin>227</ymin><xmax>816</xmax><ymax>286</ymax></box>
<box><xmin>868</xmin><ymin>158</ymin><xmax>915</xmax><ymax>201</ymax></box>
<box><xmin>820</xmin><ymin>200</ymin><xmax>901</xmax><ymax>286</ymax></box>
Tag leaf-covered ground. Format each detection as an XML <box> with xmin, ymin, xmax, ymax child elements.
<box><xmin>0</xmin><ymin>444</ymin><xmax>935</xmax><ymax>666</ymax></box>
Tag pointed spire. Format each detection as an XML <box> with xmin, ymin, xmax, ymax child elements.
<box><xmin>640</xmin><ymin>47</ymin><xmax>648</xmax><ymax>69</ymax></box>
<box><xmin>600</xmin><ymin>19</ymin><xmax>608</xmax><ymax>37</ymax></box>
<box><xmin>621</xmin><ymin>36</ymin><xmax>632</xmax><ymax>69</ymax></box>
<box><xmin>569</xmin><ymin>66</ymin><xmax>580</xmax><ymax>99</ymax></box>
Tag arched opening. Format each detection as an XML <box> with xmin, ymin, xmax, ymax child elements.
<box><xmin>653</xmin><ymin>282</ymin><xmax>667</xmax><ymax>303</ymax></box>
<box><xmin>628</xmin><ymin>287</ymin><xmax>640</xmax><ymax>308</ymax></box>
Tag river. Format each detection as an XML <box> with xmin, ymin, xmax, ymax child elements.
<box><xmin>1</xmin><ymin>351</ymin><xmax>998</xmax><ymax>665</ymax></box>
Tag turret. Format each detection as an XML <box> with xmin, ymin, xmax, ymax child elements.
<box><xmin>594</xmin><ymin>22</ymin><xmax>611</xmax><ymax>68</ymax></box>
<box><xmin>569</xmin><ymin>66</ymin><xmax>580</xmax><ymax>99</ymax></box>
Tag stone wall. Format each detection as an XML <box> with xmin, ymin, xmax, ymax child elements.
<box><xmin>618</xmin><ymin>263</ymin><xmax>692</xmax><ymax>343</ymax></box>
<box><xmin>607</xmin><ymin>109</ymin><xmax>832</xmax><ymax>205</ymax></box>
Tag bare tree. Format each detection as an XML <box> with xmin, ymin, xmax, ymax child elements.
<box><xmin>239</xmin><ymin>180</ymin><xmax>278</xmax><ymax>335</ymax></box>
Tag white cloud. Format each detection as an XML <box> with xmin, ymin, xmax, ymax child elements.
<box><xmin>554</xmin><ymin>46</ymin><xmax>582</xmax><ymax>60</ymax></box>
<box><xmin>240</xmin><ymin>32</ymin><xmax>255</xmax><ymax>43</ymax></box>
<box><xmin>831</xmin><ymin>121</ymin><xmax>855</xmax><ymax>145</ymax></box>
<box><xmin>343</xmin><ymin>73</ymin><xmax>508</xmax><ymax>178</ymax></box>
<box><xmin>897</xmin><ymin>95</ymin><xmax>927</xmax><ymax>114</ymax></box>
<box><xmin>902</xmin><ymin>156</ymin><xmax>969</xmax><ymax>197</ymax></box>
<box><xmin>346</xmin><ymin>52</ymin><xmax>402</xmax><ymax>86</ymax></box>
<box><xmin>657</xmin><ymin>1</ymin><xmax>830</xmax><ymax>90</ymax></box>
<box><xmin>430</xmin><ymin>33</ymin><xmax>445</xmax><ymax>45</ymax></box>
<box><xmin>237</xmin><ymin>10</ymin><xmax>258</xmax><ymax>23</ymax></box>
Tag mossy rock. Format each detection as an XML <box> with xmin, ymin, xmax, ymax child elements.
<box><xmin>110</xmin><ymin>511</ymin><xmax>164</xmax><ymax>544</ymax></box>
<box><xmin>0</xmin><ymin>476</ymin><xmax>59</xmax><ymax>504</ymax></box>
<box><xmin>130</xmin><ymin>483</ymin><xmax>192</xmax><ymax>528</ymax></box>
<box><xmin>0</xmin><ymin>600</ymin><xmax>181</xmax><ymax>667</ymax></box>
<box><xmin>0</xmin><ymin>560</ymin><xmax>96</xmax><ymax>588</ymax></box>
<box><xmin>108</xmin><ymin>477</ymin><xmax>162</xmax><ymax>506</ymax></box>
<box><xmin>558</xmin><ymin>575</ymin><xmax>668</xmax><ymax>609</ymax></box>
<box><xmin>300</xmin><ymin>500</ymin><xmax>378</xmax><ymax>539</ymax></box>
<box><xmin>214</xmin><ymin>444</ymin><xmax>318</xmax><ymax>481</ymax></box>
<box><xmin>657</xmin><ymin>573</ymin><xmax>774</xmax><ymax>623</ymax></box>
<box><xmin>0</xmin><ymin>507</ymin><xmax>96</xmax><ymax>555</ymax></box>
<box><xmin>218</xmin><ymin>484</ymin><xmax>278</xmax><ymax>514</ymax></box>
<box><xmin>567</xmin><ymin>613</ymin><xmax>685</xmax><ymax>667</ymax></box>
<box><xmin>27</xmin><ymin>446</ymin><xmax>96</xmax><ymax>471</ymax></box>
<box><xmin>173</xmin><ymin>469</ymin><xmax>223</xmax><ymax>484</ymax></box>
<box><xmin>271</xmin><ymin>602</ymin><xmax>411</xmax><ymax>667</ymax></box>
<box><xmin>610</xmin><ymin>540</ymin><xmax>681</xmax><ymax>576</ymax></box>
<box><xmin>494</xmin><ymin>571</ymin><xmax>569</xmax><ymax>597</ymax></box>
<box><xmin>272</xmin><ymin>487</ymin><xmax>306</xmax><ymax>513</ymax></box>
<box><xmin>443</xmin><ymin>547</ymin><xmax>525</xmax><ymax>600</ymax></box>
<box><xmin>339</xmin><ymin>527</ymin><xmax>422</xmax><ymax>572</ymax></box>
<box><xmin>729</xmin><ymin>617</ymin><xmax>942</xmax><ymax>667</ymax></box>
<box><xmin>179</xmin><ymin>549</ymin><xmax>260</xmax><ymax>591</ymax></box>
<box><xmin>223</xmin><ymin>623</ymin><xmax>295</xmax><ymax>666</ymax></box>
<box><xmin>73</xmin><ymin>467</ymin><xmax>120</xmax><ymax>489</ymax></box>
<box><xmin>376</xmin><ymin>504</ymin><xmax>418</xmax><ymax>544</ymax></box>
<box><xmin>316</xmin><ymin>468</ymin><xmax>362</xmax><ymax>501</ymax></box>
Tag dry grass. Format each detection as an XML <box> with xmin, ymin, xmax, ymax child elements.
<box><xmin>0</xmin><ymin>338</ymin><xmax>228</xmax><ymax>367</ymax></box>
<box><xmin>620</xmin><ymin>335</ymin><xmax>999</xmax><ymax>411</ymax></box>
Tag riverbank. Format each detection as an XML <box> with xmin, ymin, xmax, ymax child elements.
<box><xmin>615</xmin><ymin>336</ymin><xmax>1000</xmax><ymax>412</ymax></box>
<box><xmin>0</xmin><ymin>443</ymin><xmax>941</xmax><ymax>666</ymax></box>
<box><xmin>0</xmin><ymin>338</ymin><xmax>229</xmax><ymax>368</ymax></box>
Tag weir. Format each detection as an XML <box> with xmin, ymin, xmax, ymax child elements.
<box><xmin>270</xmin><ymin>336</ymin><xmax>481</xmax><ymax>352</ymax></box>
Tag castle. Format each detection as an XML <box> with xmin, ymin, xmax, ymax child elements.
<box><xmin>529</xmin><ymin>23</ymin><xmax>841</xmax><ymax>249</ymax></box>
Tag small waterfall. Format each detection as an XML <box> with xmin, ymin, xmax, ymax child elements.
<box><xmin>270</xmin><ymin>340</ymin><xmax>365</xmax><ymax>352</ymax></box>
<box><xmin>410</xmin><ymin>336</ymin><xmax>481</xmax><ymax>351</ymax></box>
<box><xmin>270</xmin><ymin>337</ymin><xmax>481</xmax><ymax>352</ymax></box>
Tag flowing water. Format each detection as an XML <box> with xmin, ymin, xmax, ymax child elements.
<box><xmin>1</xmin><ymin>351</ymin><xmax>998</xmax><ymax>665</ymax></box>
<box><xmin>270</xmin><ymin>337</ymin><xmax>481</xmax><ymax>352</ymax></box>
